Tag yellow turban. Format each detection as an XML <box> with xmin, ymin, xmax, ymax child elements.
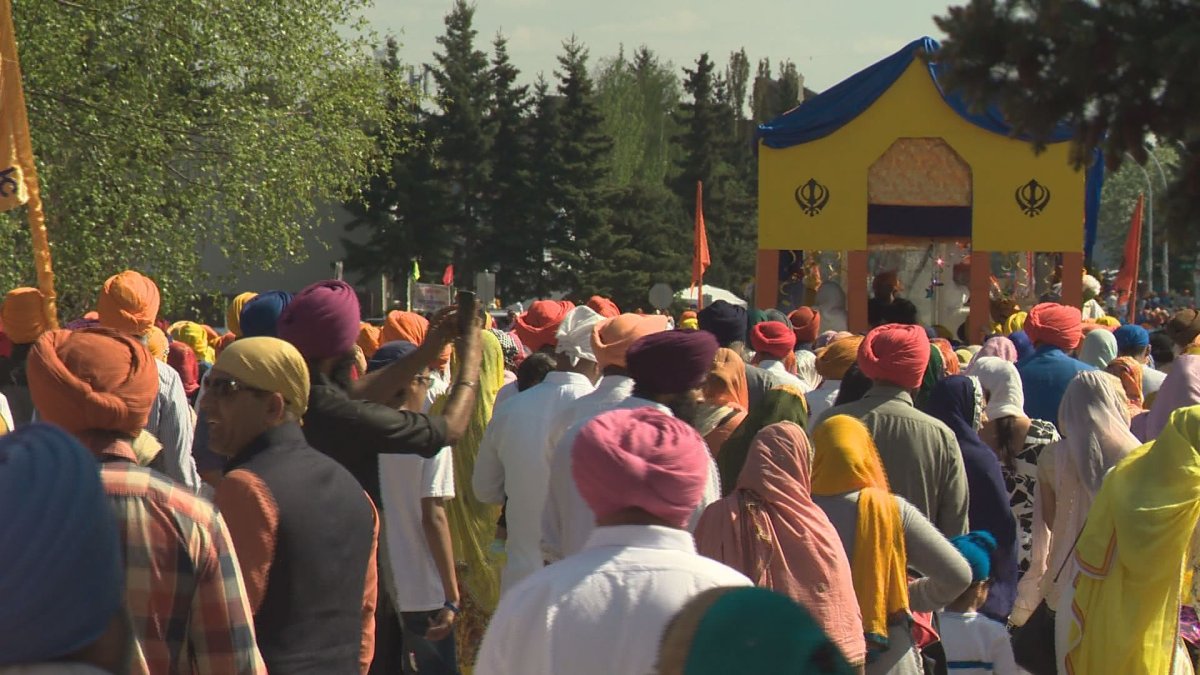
<box><xmin>226</xmin><ymin>292</ymin><xmax>257</xmax><ymax>338</ymax></box>
<box><xmin>145</xmin><ymin>326</ymin><xmax>169</xmax><ymax>362</ymax></box>
<box><xmin>1003</xmin><ymin>311</ymin><xmax>1027</xmax><ymax>336</ymax></box>
<box><xmin>1095</xmin><ymin>315</ymin><xmax>1121</xmax><ymax>329</ymax></box>
<box><xmin>169</xmin><ymin>321</ymin><xmax>216</xmax><ymax>364</ymax></box>
<box><xmin>212</xmin><ymin>337</ymin><xmax>309</xmax><ymax>418</ymax></box>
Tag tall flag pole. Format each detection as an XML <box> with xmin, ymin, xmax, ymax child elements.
<box><xmin>692</xmin><ymin>180</ymin><xmax>710</xmax><ymax>310</ymax></box>
<box><xmin>0</xmin><ymin>0</ymin><xmax>56</xmax><ymax>328</ymax></box>
<box><xmin>1114</xmin><ymin>193</ymin><xmax>1144</xmax><ymax>323</ymax></box>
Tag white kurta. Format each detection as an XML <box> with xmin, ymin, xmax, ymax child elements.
<box><xmin>541</xmin><ymin>388</ymin><xmax>721</xmax><ymax>562</ymax></box>
<box><xmin>472</xmin><ymin>371</ymin><xmax>596</xmax><ymax>592</ymax></box>
<box><xmin>475</xmin><ymin>525</ymin><xmax>751</xmax><ymax>675</ymax></box>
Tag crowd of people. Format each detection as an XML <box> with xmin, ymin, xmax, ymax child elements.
<box><xmin>4</xmin><ymin>270</ymin><xmax>1200</xmax><ymax>674</ymax></box>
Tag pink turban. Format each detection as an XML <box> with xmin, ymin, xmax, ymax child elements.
<box><xmin>586</xmin><ymin>295</ymin><xmax>621</xmax><ymax>319</ymax></box>
<box><xmin>513</xmin><ymin>300</ymin><xmax>575</xmax><ymax>353</ymax></box>
<box><xmin>591</xmin><ymin>313</ymin><xmax>670</xmax><ymax>370</ymax></box>
<box><xmin>750</xmin><ymin>320</ymin><xmax>796</xmax><ymax>359</ymax></box>
<box><xmin>572</xmin><ymin>407</ymin><xmax>711</xmax><ymax>528</ymax></box>
<box><xmin>857</xmin><ymin>323</ymin><xmax>930</xmax><ymax>390</ymax></box>
<box><xmin>627</xmin><ymin>330</ymin><xmax>719</xmax><ymax>395</ymax></box>
<box><xmin>788</xmin><ymin>307</ymin><xmax>821</xmax><ymax>345</ymax></box>
<box><xmin>276</xmin><ymin>280</ymin><xmax>362</xmax><ymax>361</ymax></box>
<box><xmin>1025</xmin><ymin>302</ymin><xmax>1083</xmax><ymax>351</ymax></box>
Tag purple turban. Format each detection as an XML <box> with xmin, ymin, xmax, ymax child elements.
<box><xmin>239</xmin><ymin>290</ymin><xmax>293</xmax><ymax>339</ymax></box>
<box><xmin>626</xmin><ymin>329</ymin><xmax>720</xmax><ymax>395</ymax></box>
<box><xmin>277</xmin><ymin>281</ymin><xmax>361</xmax><ymax>360</ymax></box>
<box><xmin>572</xmin><ymin>407</ymin><xmax>711</xmax><ymax>527</ymax></box>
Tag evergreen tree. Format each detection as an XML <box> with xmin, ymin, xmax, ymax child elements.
<box><xmin>526</xmin><ymin>76</ymin><xmax>564</xmax><ymax>298</ymax></box>
<box><xmin>428</xmin><ymin>0</ymin><xmax>493</xmax><ymax>279</ymax></box>
<box><xmin>606</xmin><ymin>182</ymin><xmax>691</xmax><ymax>310</ymax></box>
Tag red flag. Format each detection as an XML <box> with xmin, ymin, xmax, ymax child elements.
<box><xmin>692</xmin><ymin>181</ymin><xmax>711</xmax><ymax>308</ymax></box>
<box><xmin>442</xmin><ymin>264</ymin><xmax>454</xmax><ymax>287</ymax></box>
<box><xmin>1114</xmin><ymin>193</ymin><xmax>1144</xmax><ymax>322</ymax></box>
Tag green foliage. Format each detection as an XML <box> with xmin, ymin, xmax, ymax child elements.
<box><xmin>934</xmin><ymin>0</ymin><xmax>1200</xmax><ymax>245</ymax></box>
<box><xmin>0</xmin><ymin>0</ymin><xmax>407</xmax><ymax>317</ymax></box>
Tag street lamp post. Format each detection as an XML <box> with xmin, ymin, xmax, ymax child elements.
<box><xmin>1146</xmin><ymin>151</ymin><xmax>1170</xmax><ymax>293</ymax></box>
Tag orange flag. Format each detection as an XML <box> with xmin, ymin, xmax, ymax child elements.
<box><xmin>692</xmin><ymin>181</ymin><xmax>711</xmax><ymax>308</ymax></box>
<box><xmin>1114</xmin><ymin>193</ymin><xmax>1144</xmax><ymax>323</ymax></box>
<box><xmin>0</xmin><ymin>0</ymin><xmax>57</xmax><ymax>328</ymax></box>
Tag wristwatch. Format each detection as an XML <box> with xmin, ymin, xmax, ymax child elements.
<box><xmin>443</xmin><ymin>600</ymin><xmax>461</xmax><ymax>614</ymax></box>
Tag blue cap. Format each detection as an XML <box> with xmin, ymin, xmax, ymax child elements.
<box><xmin>367</xmin><ymin>340</ymin><xmax>418</xmax><ymax>373</ymax></box>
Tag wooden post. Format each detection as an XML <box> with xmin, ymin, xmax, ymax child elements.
<box><xmin>755</xmin><ymin>249</ymin><xmax>779</xmax><ymax>309</ymax></box>
<box><xmin>1061</xmin><ymin>251</ymin><xmax>1083</xmax><ymax>309</ymax></box>
<box><xmin>969</xmin><ymin>250</ymin><xmax>991</xmax><ymax>344</ymax></box>
<box><xmin>848</xmin><ymin>250</ymin><xmax>868</xmax><ymax>333</ymax></box>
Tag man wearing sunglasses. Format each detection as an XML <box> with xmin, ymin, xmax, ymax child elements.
<box><xmin>205</xmin><ymin>336</ymin><xmax>380</xmax><ymax>674</ymax></box>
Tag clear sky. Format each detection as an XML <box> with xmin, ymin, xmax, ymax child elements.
<box><xmin>359</xmin><ymin>0</ymin><xmax>957</xmax><ymax>93</ymax></box>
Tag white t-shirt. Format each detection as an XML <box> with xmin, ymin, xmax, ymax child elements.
<box><xmin>936</xmin><ymin>610</ymin><xmax>1020</xmax><ymax>674</ymax></box>
<box><xmin>380</xmin><ymin>448</ymin><xmax>456</xmax><ymax>612</ymax></box>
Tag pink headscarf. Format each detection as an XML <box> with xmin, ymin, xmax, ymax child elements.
<box><xmin>1134</xmin><ymin>354</ymin><xmax>1200</xmax><ymax>441</ymax></box>
<box><xmin>572</xmin><ymin>407</ymin><xmax>710</xmax><ymax>528</ymax></box>
<box><xmin>966</xmin><ymin>335</ymin><xmax>1018</xmax><ymax>371</ymax></box>
<box><xmin>695</xmin><ymin>422</ymin><xmax>865</xmax><ymax>665</ymax></box>
<box><xmin>857</xmin><ymin>323</ymin><xmax>930</xmax><ymax>390</ymax></box>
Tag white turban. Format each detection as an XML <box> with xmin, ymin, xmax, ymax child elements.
<box><xmin>555</xmin><ymin>306</ymin><xmax>603</xmax><ymax>365</ymax></box>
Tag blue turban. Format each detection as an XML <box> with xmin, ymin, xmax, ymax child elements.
<box><xmin>1007</xmin><ymin>330</ymin><xmax>1036</xmax><ymax>362</ymax></box>
<box><xmin>697</xmin><ymin>300</ymin><xmax>747</xmax><ymax>347</ymax></box>
<box><xmin>239</xmin><ymin>290</ymin><xmax>293</xmax><ymax>338</ymax></box>
<box><xmin>367</xmin><ymin>340</ymin><xmax>418</xmax><ymax>373</ymax></box>
<box><xmin>0</xmin><ymin>424</ymin><xmax>124</xmax><ymax>665</ymax></box>
<box><xmin>1114</xmin><ymin>324</ymin><xmax>1150</xmax><ymax>353</ymax></box>
<box><xmin>950</xmin><ymin>531</ymin><xmax>997</xmax><ymax>583</ymax></box>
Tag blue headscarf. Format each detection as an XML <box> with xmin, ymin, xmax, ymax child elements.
<box><xmin>950</xmin><ymin>531</ymin><xmax>998</xmax><ymax>583</ymax></box>
<box><xmin>367</xmin><ymin>340</ymin><xmax>418</xmax><ymax>373</ymax></box>
<box><xmin>239</xmin><ymin>290</ymin><xmax>293</xmax><ymax>338</ymax></box>
<box><xmin>0</xmin><ymin>424</ymin><xmax>124</xmax><ymax>665</ymax></box>
<box><xmin>925</xmin><ymin>375</ymin><xmax>1019</xmax><ymax>622</ymax></box>
<box><xmin>1007</xmin><ymin>330</ymin><xmax>1036</xmax><ymax>363</ymax></box>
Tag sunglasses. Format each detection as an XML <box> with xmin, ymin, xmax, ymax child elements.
<box><xmin>206</xmin><ymin>376</ymin><xmax>270</xmax><ymax>399</ymax></box>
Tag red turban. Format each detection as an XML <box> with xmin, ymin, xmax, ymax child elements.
<box><xmin>591</xmin><ymin>313</ymin><xmax>669</xmax><ymax>370</ymax></box>
<box><xmin>586</xmin><ymin>295</ymin><xmax>620</xmax><ymax>319</ymax></box>
<box><xmin>277</xmin><ymin>280</ymin><xmax>362</xmax><ymax>361</ymax></box>
<box><xmin>750</xmin><ymin>321</ymin><xmax>796</xmax><ymax>360</ymax></box>
<box><xmin>857</xmin><ymin>323</ymin><xmax>930</xmax><ymax>390</ymax></box>
<box><xmin>167</xmin><ymin>342</ymin><xmax>200</xmax><ymax>398</ymax></box>
<box><xmin>1</xmin><ymin>287</ymin><xmax>50</xmax><ymax>344</ymax></box>
<box><xmin>1025</xmin><ymin>302</ymin><xmax>1083</xmax><ymax>351</ymax></box>
<box><xmin>26</xmin><ymin>328</ymin><xmax>159</xmax><ymax>436</ymax></box>
<box><xmin>572</xmin><ymin>407</ymin><xmax>711</xmax><ymax>528</ymax></box>
<box><xmin>788</xmin><ymin>307</ymin><xmax>821</xmax><ymax>345</ymax></box>
<box><xmin>96</xmin><ymin>271</ymin><xmax>160</xmax><ymax>336</ymax></box>
<box><xmin>215</xmin><ymin>331</ymin><xmax>236</xmax><ymax>356</ymax></box>
<box><xmin>513</xmin><ymin>300</ymin><xmax>575</xmax><ymax>352</ymax></box>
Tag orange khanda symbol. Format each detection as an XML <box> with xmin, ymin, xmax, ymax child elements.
<box><xmin>1015</xmin><ymin>179</ymin><xmax>1050</xmax><ymax>217</ymax></box>
<box><xmin>795</xmin><ymin>178</ymin><xmax>829</xmax><ymax>217</ymax></box>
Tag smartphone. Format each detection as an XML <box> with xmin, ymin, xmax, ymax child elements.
<box><xmin>457</xmin><ymin>291</ymin><xmax>477</xmax><ymax>333</ymax></box>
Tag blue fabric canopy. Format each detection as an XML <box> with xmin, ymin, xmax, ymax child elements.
<box><xmin>758</xmin><ymin>37</ymin><xmax>1104</xmax><ymax>259</ymax></box>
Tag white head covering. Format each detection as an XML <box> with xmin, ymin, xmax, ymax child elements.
<box><xmin>793</xmin><ymin>349</ymin><xmax>822</xmax><ymax>392</ymax></box>
<box><xmin>555</xmin><ymin>306</ymin><xmax>603</xmax><ymax>365</ymax></box>
<box><xmin>1078</xmin><ymin>329</ymin><xmax>1117</xmax><ymax>369</ymax></box>
<box><xmin>970</xmin><ymin>356</ymin><xmax>1025</xmax><ymax>420</ymax></box>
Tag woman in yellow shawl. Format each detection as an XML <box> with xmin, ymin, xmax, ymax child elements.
<box><xmin>430</xmin><ymin>330</ymin><xmax>505</xmax><ymax>670</ymax></box>
<box><xmin>810</xmin><ymin>415</ymin><xmax>971</xmax><ymax>674</ymax></box>
<box><xmin>1065</xmin><ymin>405</ymin><xmax>1200</xmax><ymax>674</ymax></box>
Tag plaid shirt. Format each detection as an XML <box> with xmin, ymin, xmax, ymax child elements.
<box><xmin>100</xmin><ymin>443</ymin><xmax>265</xmax><ymax>675</ymax></box>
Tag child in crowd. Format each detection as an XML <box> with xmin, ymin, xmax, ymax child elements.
<box><xmin>936</xmin><ymin>531</ymin><xmax>1021</xmax><ymax>674</ymax></box>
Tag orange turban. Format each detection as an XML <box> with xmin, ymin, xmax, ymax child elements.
<box><xmin>932</xmin><ymin>338</ymin><xmax>959</xmax><ymax>375</ymax></box>
<box><xmin>591</xmin><ymin>313</ymin><xmax>670</xmax><ymax>370</ymax></box>
<box><xmin>514</xmin><ymin>300</ymin><xmax>575</xmax><ymax>352</ymax></box>
<box><xmin>357</xmin><ymin>322</ymin><xmax>382</xmax><ymax>358</ymax></box>
<box><xmin>96</xmin><ymin>271</ymin><xmax>160</xmax><ymax>336</ymax></box>
<box><xmin>787</xmin><ymin>307</ymin><xmax>821</xmax><ymax>344</ymax></box>
<box><xmin>26</xmin><ymin>328</ymin><xmax>159</xmax><ymax>437</ymax></box>
<box><xmin>380</xmin><ymin>310</ymin><xmax>450</xmax><ymax>367</ymax></box>
<box><xmin>145</xmin><ymin>326</ymin><xmax>169</xmax><ymax>362</ymax></box>
<box><xmin>1</xmin><ymin>287</ymin><xmax>50</xmax><ymax>344</ymax></box>
<box><xmin>586</xmin><ymin>296</ymin><xmax>620</xmax><ymax>319</ymax></box>
<box><xmin>815</xmin><ymin>335</ymin><xmax>863</xmax><ymax>380</ymax></box>
<box><xmin>1025</xmin><ymin>302</ymin><xmax>1083</xmax><ymax>351</ymax></box>
<box><xmin>857</xmin><ymin>323</ymin><xmax>930</xmax><ymax>390</ymax></box>
<box><xmin>225</xmin><ymin>292</ymin><xmax>257</xmax><ymax>338</ymax></box>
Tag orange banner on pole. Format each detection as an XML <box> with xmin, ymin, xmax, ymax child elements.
<box><xmin>0</xmin><ymin>0</ymin><xmax>56</xmax><ymax>328</ymax></box>
<box><xmin>1114</xmin><ymin>193</ymin><xmax>1144</xmax><ymax>323</ymax></box>
<box><xmin>692</xmin><ymin>181</ymin><xmax>710</xmax><ymax>308</ymax></box>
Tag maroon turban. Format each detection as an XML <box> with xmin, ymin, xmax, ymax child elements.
<box><xmin>586</xmin><ymin>295</ymin><xmax>621</xmax><ymax>319</ymax></box>
<box><xmin>1025</xmin><ymin>302</ymin><xmax>1083</xmax><ymax>351</ymax></box>
<box><xmin>788</xmin><ymin>307</ymin><xmax>821</xmax><ymax>345</ymax></box>
<box><xmin>276</xmin><ymin>280</ymin><xmax>362</xmax><ymax>361</ymax></box>
<box><xmin>514</xmin><ymin>300</ymin><xmax>575</xmax><ymax>353</ymax></box>
<box><xmin>857</xmin><ymin>323</ymin><xmax>930</xmax><ymax>390</ymax></box>
<box><xmin>750</xmin><ymin>321</ymin><xmax>796</xmax><ymax>360</ymax></box>
<box><xmin>572</xmin><ymin>407</ymin><xmax>711</xmax><ymax>528</ymax></box>
<box><xmin>167</xmin><ymin>342</ymin><xmax>200</xmax><ymax>398</ymax></box>
<box><xmin>626</xmin><ymin>329</ymin><xmax>719</xmax><ymax>395</ymax></box>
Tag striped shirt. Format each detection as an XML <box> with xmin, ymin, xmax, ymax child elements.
<box><xmin>100</xmin><ymin>443</ymin><xmax>265</xmax><ymax>675</ymax></box>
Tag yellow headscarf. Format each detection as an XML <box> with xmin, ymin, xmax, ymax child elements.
<box><xmin>169</xmin><ymin>321</ymin><xmax>216</xmax><ymax>364</ymax></box>
<box><xmin>212</xmin><ymin>337</ymin><xmax>310</xmax><ymax>419</ymax></box>
<box><xmin>1095</xmin><ymin>315</ymin><xmax>1121</xmax><ymax>329</ymax></box>
<box><xmin>1066</xmin><ymin>405</ymin><xmax>1200</xmax><ymax>673</ymax></box>
<box><xmin>1003</xmin><ymin>311</ymin><xmax>1027</xmax><ymax>336</ymax></box>
<box><xmin>145</xmin><ymin>326</ymin><xmax>169</xmax><ymax>362</ymax></box>
<box><xmin>810</xmin><ymin>415</ymin><xmax>908</xmax><ymax>651</ymax></box>
<box><xmin>430</xmin><ymin>330</ymin><xmax>506</xmax><ymax>615</ymax></box>
<box><xmin>226</xmin><ymin>292</ymin><xmax>257</xmax><ymax>338</ymax></box>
